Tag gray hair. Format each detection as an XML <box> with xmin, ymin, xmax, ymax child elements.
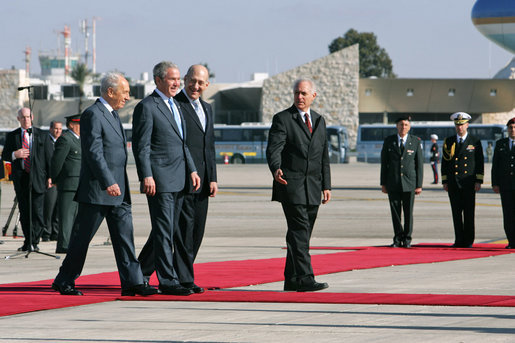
<box><xmin>293</xmin><ymin>78</ymin><xmax>316</xmax><ymax>94</ymax></box>
<box><xmin>153</xmin><ymin>61</ymin><xmax>179</xmax><ymax>82</ymax></box>
<box><xmin>100</xmin><ymin>72</ymin><xmax>124</xmax><ymax>95</ymax></box>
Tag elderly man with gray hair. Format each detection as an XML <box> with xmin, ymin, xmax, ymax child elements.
<box><xmin>52</xmin><ymin>72</ymin><xmax>157</xmax><ymax>297</ymax></box>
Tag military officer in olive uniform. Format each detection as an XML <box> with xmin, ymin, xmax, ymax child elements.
<box><xmin>492</xmin><ymin>117</ymin><xmax>515</xmax><ymax>249</ymax></box>
<box><xmin>381</xmin><ymin>116</ymin><xmax>424</xmax><ymax>248</ymax></box>
<box><xmin>442</xmin><ymin>112</ymin><xmax>484</xmax><ymax>248</ymax></box>
<box><xmin>50</xmin><ymin>114</ymin><xmax>81</xmax><ymax>253</ymax></box>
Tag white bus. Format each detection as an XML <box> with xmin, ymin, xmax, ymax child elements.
<box><xmin>214</xmin><ymin>123</ymin><xmax>350</xmax><ymax>164</ymax></box>
<box><xmin>357</xmin><ymin>122</ymin><xmax>506</xmax><ymax>163</ymax></box>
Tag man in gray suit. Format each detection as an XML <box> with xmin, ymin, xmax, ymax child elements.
<box><xmin>266</xmin><ymin>78</ymin><xmax>331</xmax><ymax>292</ymax></box>
<box><xmin>52</xmin><ymin>72</ymin><xmax>157</xmax><ymax>297</ymax></box>
<box><xmin>133</xmin><ymin>61</ymin><xmax>200</xmax><ymax>296</ymax></box>
<box><xmin>380</xmin><ymin>116</ymin><xmax>424</xmax><ymax>248</ymax></box>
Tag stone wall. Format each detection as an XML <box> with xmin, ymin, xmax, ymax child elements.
<box><xmin>0</xmin><ymin>69</ymin><xmax>27</xmax><ymax>128</ymax></box>
<box><xmin>260</xmin><ymin>44</ymin><xmax>359</xmax><ymax>147</ymax></box>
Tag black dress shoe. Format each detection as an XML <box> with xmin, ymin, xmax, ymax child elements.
<box><xmin>121</xmin><ymin>282</ymin><xmax>158</xmax><ymax>296</ymax></box>
<box><xmin>159</xmin><ymin>285</ymin><xmax>194</xmax><ymax>296</ymax></box>
<box><xmin>52</xmin><ymin>283</ymin><xmax>83</xmax><ymax>296</ymax></box>
<box><xmin>506</xmin><ymin>245</ymin><xmax>513</xmax><ymax>249</ymax></box>
<box><xmin>390</xmin><ymin>243</ymin><xmax>401</xmax><ymax>248</ymax></box>
<box><xmin>403</xmin><ymin>242</ymin><xmax>411</xmax><ymax>248</ymax></box>
<box><xmin>182</xmin><ymin>283</ymin><xmax>205</xmax><ymax>294</ymax></box>
<box><xmin>297</xmin><ymin>282</ymin><xmax>329</xmax><ymax>292</ymax></box>
<box><xmin>42</xmin><ymin>237</ymin><xmax>50</xmax><ymax>242</ymax></box>
<box><xmin>31</xmin><ymin>245</ymin><xmax>40</xmax><ymax>252</ymax></box>
<box><xmin>283</xmin><ymin>281</ymin><xmax>298</xmax><ymax>291</ymax></box>
<box><xmin>17</xmin><ymin>244</ymin><xmax>29</xmax><ymax>252</ymax></box>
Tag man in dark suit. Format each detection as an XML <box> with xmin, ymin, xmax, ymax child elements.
<box><xmin>133</xmin><ymin>61</ymin><xmax>200</xmax><ymax>296</ymax></box>
<box><xmin>492</xmin><ymin>117</ymin><xmax>515</xmax><ymax>249</ymax></box>
<box><xmin>442</xmin><ymin>112</ymin><xmax>484</xmax><ymax>248</ymax></box>
<box><xmin>51</xmin><ymin>114</ymin><xmax>81</xmax><ymax>253</ymax></box>
<box><xmin>42</xmin><ymin>120</ymin><xmax>62</xmax><ymax>242</ymax></box>
<box><xmin>173</xmin><ymin>65</ymin><xmax>217</xmax><ymax>294</ymax></box>
<box><xmin>266</xmin><ymin>78</ymin><xmax>331</xmax><ymax>292</ymax></box>
<box><xmin>380</xmin><ymin>116</ymin><xmax>424</xmax><ymax>248</ymax></box>
<box><xmin>2</xmin><ymin>108</ymin><xmax>49</xmax><ymax>252</ymax></box>
<box><xmin>52</xmin><ymin>72</ymin><xmax>156</xmax><ymax>297</ymax></box>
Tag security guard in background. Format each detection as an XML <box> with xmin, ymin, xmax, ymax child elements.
<box><xmin>50</xmin><ymin>114</ymin><xmax>81</xmax><ymax>253</ymax></box>
<box><xmin>442</xmin><ymin>112</ymin><xmax>484</xmax><ymax>248</ymax></box>
<box><xmin>491</xmin><ymin>117</ymin><xmax>515</xmax><ymax>249</ymax></box>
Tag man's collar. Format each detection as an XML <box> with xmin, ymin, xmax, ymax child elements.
<box><xmin>155</xmin><ymin>88</ymin><xmax>170</xmax><ymax>101</ymax></box>
<box><xmin>99</xmin><ymin>97</ymin><xmax>114</xmax><ymax>113</ymax></box>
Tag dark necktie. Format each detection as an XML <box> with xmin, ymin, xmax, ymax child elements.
<box><xmin>511</xmin><ymin>140</ymin><xmax>515</xmax><ymax>153</ymax></box>
<box><xmin>112</xmin><ymin>110</ymin><xmax>124</xmax><ymax>135</ymax></box>
<box><xmin>22</xmin><ymin>129</ymin><xmax>31</xmax><ymax>172</ymax></box>
<box><xmin>399</xmin><ymin>139</ymin><xmax>405</xmax><ymax>154</ymax></box>
<box><xmin>304</xmin><ymin>113</ymin><xmax>312</xmax><ymax>134</ymax></box>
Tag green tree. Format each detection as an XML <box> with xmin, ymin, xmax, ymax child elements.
<box><xmin>329</xmin><ymin>29</ymin><xmax>396</xmax><ymax>78</ymax></box>
<box><xmin>71</xmin><ymin>63</ymin><xmax>92</xmax><ymax>112</ymax></box>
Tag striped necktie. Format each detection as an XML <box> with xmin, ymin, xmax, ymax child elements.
<box><xmin>22</xmin><ymin>129</ymin><xmax>31</xmax><ymax>172</ymax></box>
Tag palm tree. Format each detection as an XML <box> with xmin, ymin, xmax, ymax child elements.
<box><xmin>71</xmin><ymin>63</ymin><xmax>91</xmax><ymax>112</ymax></box>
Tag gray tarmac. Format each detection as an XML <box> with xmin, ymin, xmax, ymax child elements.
<box><xmin>1</xmin><ymin>162</ymin><xmax>514</xmax><ymax>343</ymax></box>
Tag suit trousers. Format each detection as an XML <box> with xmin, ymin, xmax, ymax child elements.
<box><xmin>42</xmin><ymin>186</ymin><xmax>58</xmax><ymax>239</ymax></box>
<box><xmin>281</xmin><ymin>203</ymin><xmax>319</xmax><ymax>286</ymax></box>
<box><xmin>387</xmin><ymin>190</ymin><xmax>415</xmax><ymax>245</ymax></box>
<box><xmin>500</xmin><ymin>190</ymin><xmax>515</xmax><ymax>246</ymax></box>
<box><xmin>448</xmin><ymin>184</ymin><xmax>476</xmax><ymax>247</ymax></box>
<box><xmin>138</xmin><ymin>192</ymin><xmax>183</xmax><ymax>287</ymax></box>
<box><xmin>174</xmin><ymin>191</ymin><xmax>209</xmax><ymax>285</ymax></box>
<box><xmin>15</xmin><ymin>171</ymin><xmax>45</xmax><ymax>246</ymax></box>
<box><xmin>55</xmin><ymin>190</ymin><xmax>79</xmax><ymax>252</ymax></box>
<box><xmin>54</xmin><ymin>200</ymin><xmax>144</xmax><ymax>289</ymax></box>
<box><xmin>431</xmin><ymin>161</ymin><xmax>439</xmax><ymax>183</ymax></box>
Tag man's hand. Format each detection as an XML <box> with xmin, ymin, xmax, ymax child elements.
<box><xmin>322</xmin><ymin>190</ymin><xmax>331</xmax><ymax>204</ymax></box>
<box><xmin>141</xmin><ymin>177</ymin><xmax>156</xmax><ymax>196</ymax></box>
<box><xmin>47</xmin><ymin>178</ymin><xmax>53</xmax><ymax>189</ymax></box>
<box><xmin>14</xmin><ymin>148</ymin><xmax>29</xmax><ymax>159</ymax></box>
<box><xmin>106</xmin><ymin>183</ymin><xmax>121</xmax><ymax>197</ymax></box>
<box><xmin>493</xmin><ymin>185</ymin><xmax>500</xmax><ymax>194</ymax></box>
<box><xmin>475</xmin><ymin>183</ymin><xmax>481</xmax><ymax>192</ymax></box>
<box><xmin>209</xmin><ymin>182</ymin><xmax>218</xmax><ymax>197</ymax></box>
<box><xmin>415</xmin><ymin>187</ymin><xmax>422</xmax><ymax>195</ymax></box>
<box><xmin>191</xmin><ymin>172</ymin><xmax>201</xmax><ymax>192</ymax></box>
<box><xmin>381</xmin><ymin>185</ymin><xmax>387</xmax><ymax>194</ymax></box>
<box><xmin>274</xmin><ymin>169</ymin><xmax>287</xmax><ymax>185</ymax></box>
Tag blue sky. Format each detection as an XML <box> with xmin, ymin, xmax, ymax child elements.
<box><xmin>1</xmin><ymin>0</ymin><xmax>512</xmax><ymax>82</ymax></box>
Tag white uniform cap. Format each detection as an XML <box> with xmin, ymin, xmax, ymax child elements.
<box><xmin>430</xmin><ymin>134</ymin><xmax>438</xmax><ymax>140</ymax></box>
<box><xmin>450</xmin><ymin>112</ymin><xmax>471</xmax><ymax>124</ymax></box>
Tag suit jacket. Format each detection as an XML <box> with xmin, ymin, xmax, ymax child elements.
<box><xmin>74</xmin><ymin>99</ymin><xmax>130</xmax><ymax>206</ymax></box>
<box><xmin>132</xmin><ymin>91</ymin><xmax>196</xmax><ymax>193</ymax></box>
<box><xmin>492</xmin><ymin>138</ymin><xmax>515</xmax><ymax>191</ymax></box>
<box><xmin>441</xmin><ymin>134</ymin><xmax>484</xmax><ymax>189</ymax></box>
<box><xmin>51</xmin><ymin>130</ymin><xmax>81</xmax><ymax>191</ymax></box>
<box><xmin>380</xmin><ymin>134</ymin><xmax>424</xmax><ymax>192</ymax></box>
<box><xmin>44</xmin><ymin>134</ymin><xmax>56</xmax><ymax>175</ymax></box>
<box><xmin>1</xmin><ymin>126</ymin><xmax>49</xmax><ymax>193</ymax></box>
<box><xmin>174</xmin><ymin>90</ymin><xmax>217</xmax><ymax>194</ymax></box>
<box><xmin>266</xmin><ymin>105</ymin><xmax>331</xmax><ymax>206</ymax></box>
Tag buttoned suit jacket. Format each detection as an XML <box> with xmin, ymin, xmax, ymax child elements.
<box><xmin>266</xmin><ymin>105</ymin><xmax>331</xmax><ymax>206</ymax></box>
<box><xmin>74</xmin><ymin>99</ymin><xmax>130</xmax><ymax>205</ymax></box>
<box><xmin>492</xmin><ymin>138</ymin><xmax>515</xmax><ymax>191</ymax></box>
<box><xmin>132</xmin><ymin>91</ymin><xmax>196</xmax><ymax>193</ymax></box>
<box><xmin>1</xmin><ymin>126</ymin><xmax>49</xmax><ymax>194</ymax></box>
<box><xmin>51</xmin><ymin>130</ymin><xmax>81</xmax><ymax>192</ymax></box>
<box><xmin>441</xmin><ymin>134</ymin><xmax>484</xmax><ymax>189</ymax></box>
<box><xmin>380</xmin><ymin>134</ymin><xmax>424</xmax><ymax>192</ymax></box>
<box><xmin>174</xmin><ymin>90</ymin><xmax>217</xmax><ymax>195</ymax></box>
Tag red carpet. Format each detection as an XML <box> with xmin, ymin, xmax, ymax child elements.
<box><xmin>1</xmin><ymin>243</ymin><xmax>514</xmax><ymax>316</ymax></box>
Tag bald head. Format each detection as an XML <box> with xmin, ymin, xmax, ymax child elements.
<box><xmin>184</xmin><ymin>65</ymin><xmax>210</xmax><ymax>101</ymax></box>
<box><xmin>17</xmin><ymin>107</ymin><xmax>32</xmax><ymax>129</ymax></box>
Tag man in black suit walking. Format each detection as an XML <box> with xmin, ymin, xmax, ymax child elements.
<box><xmin>492</xmin><ymin>117</ymin><xmax>515</xmax><ymax>249</ymax></box>
<box><xmin>266</xmin><ymin>78</ymin><xmax>331</xmax><ymax>292</ymax></box>
<box><xmin>52</xmin><ymin>72</ymin><xmax>156</xmax><ymax>297</ymax></box>
<box><xmin>2</xmin><ymin>108</ymin><xmax>49</xmax><ymax>252</ymax></box>
<box><xmin>380</xmin><ymin>116</ymin><xmax>424</xmax><ymax>248</ymax></box>
<box><xmin>133</xmin><ymin>61</ymin><xmax>200</xmax><ymax>296</ymax></box>
<box><xmin>442</xmin><ymin>112</ymin><xmax>484</xmax><ymax>248</ymax></box>
<box><xmin>173</xmin><ymin>65</ymin><xmax>217</xmax><ymax>294</ymax></box>
<box><xmin>42</xmin><ymin>120</ymin><xmax>62</xmax><ymax>242</ymax></box>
